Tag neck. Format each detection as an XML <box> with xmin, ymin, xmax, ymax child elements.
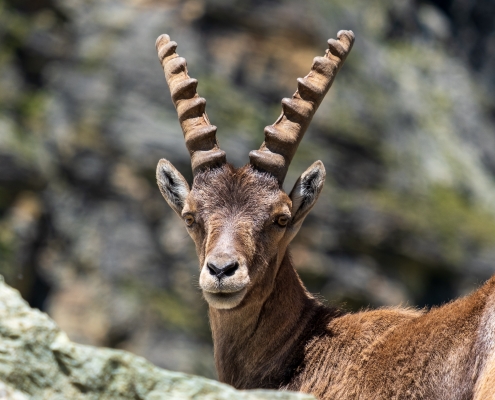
<box><xmin>208</xmin><ymin>251</ymin><xmax>330</xmax><ymax>389</ymax></box>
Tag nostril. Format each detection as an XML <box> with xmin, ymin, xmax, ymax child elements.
<box><xmin>207</xmin><ymin>263</ymin><xmax>218</xmax><ymax>276</ymax></box>
<box><xmin>206</xmin><ymin>261</ymin><xmax>239</xmax><ymax>278</ymax></box>
<box><xmin>223</xmin><ymin>262</ymin><xmax>239</xmax><ymax>277</ymax></box>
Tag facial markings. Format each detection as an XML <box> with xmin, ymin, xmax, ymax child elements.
<box><xmin>189</xmin><ymin>165</ymin><xmax>291</xmax><ymax>274</ymax></box>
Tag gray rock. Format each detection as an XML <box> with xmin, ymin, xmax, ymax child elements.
<box><xmin>0</xmin><ymin>275</ymin><xmax>314</xmax><ymax>400</ymax></box>
<box><xmin>0</xmin><ymin>381</ymin><xmax>29</xmax><ymax>400</ymax></box>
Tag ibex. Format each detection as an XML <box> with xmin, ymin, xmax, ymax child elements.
<box><xmin>154</xmin><ymin>30</ymin><xmax>495</xmax><ymax>399</ymax></box>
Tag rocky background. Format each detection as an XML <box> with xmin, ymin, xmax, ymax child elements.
<box><xmin>1</xmin><ymin>0</ymin><xmax>495</xmax><ymax>379</ymax></box>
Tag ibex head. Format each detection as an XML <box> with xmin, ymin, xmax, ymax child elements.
<box><xmin>156</xmin><ymin>31</ymin><xmax>354</xmax><ymax>310</ymax></box>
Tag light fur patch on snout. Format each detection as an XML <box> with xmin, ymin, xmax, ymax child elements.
<box><xmin>199</xmin><ymin>259</ymin><xmax>251</xmax><ymax>309</ymax></box>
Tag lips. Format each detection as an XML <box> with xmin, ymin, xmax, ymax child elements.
<box><xmin>202</xmin><ymin>287</ymin><xmax>247</xmax><ymax>309</ymax></box>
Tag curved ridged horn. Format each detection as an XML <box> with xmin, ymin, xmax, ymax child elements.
<box><xmin>249</xmin><ymin>30</ymin><xmax>355</xmax><ymax>184</ymax></box>
<box><xmin>156</xmin><ymin>34</ymin><xmax>226</xmax><ymax>175</ymax></box>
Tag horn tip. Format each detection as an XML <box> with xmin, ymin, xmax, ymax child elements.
<box><xmin>155</xmin><ymin>34</ymin><xmax>171</xmax><ymax>50</ymax></box>
<box><xmin>335</xmin><ymin>30</ymin><xmax>355</xmax><ymax>47</ymax></box>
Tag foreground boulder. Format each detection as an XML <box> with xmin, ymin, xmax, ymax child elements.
<box><xmin>0</xmin><ymin>276</ymin><xmax>314</xmax><ymax>400</ymax></box>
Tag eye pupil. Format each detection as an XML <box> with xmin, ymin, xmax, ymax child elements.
<box><xmin>184</xmin><ymin>215</ymin><xmax>195</xmax><ymax>226</ymax></box>
<box><xmin>277</xmin><ymin>216</ymin><xmax>289</xmax><ymax>226</ymax></box>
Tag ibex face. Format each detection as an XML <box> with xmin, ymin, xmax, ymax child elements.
<box><xmin>155</xmin><ymin>31</ymin><xmax>354</xmax><ymax>309</ymax></box>
<box><xmin>158</xmin><ymin>160</ymin><xmax>325</xmax><ymax>309</ymax></box>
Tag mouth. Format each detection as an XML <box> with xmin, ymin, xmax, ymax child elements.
<box><xmin>203</xmin><ymin>287</ymin><xmax>247</xmax><ymax>310</ymax></box>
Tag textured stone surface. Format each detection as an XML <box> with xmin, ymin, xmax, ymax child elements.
<box><xmin>0</xmin><ymin>381</ymin><xmax>29</xmax><ymax>400</ymax></box>
<box><xmin>0</xmin><ymin>276</ymin><xmax>313</xmax><ymax>400</ymax></box>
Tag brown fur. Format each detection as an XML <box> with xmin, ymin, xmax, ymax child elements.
<box><xmin>157</xmin><ymin>162</ymin><xmax>495</xmax><ymax>399</ymax></box>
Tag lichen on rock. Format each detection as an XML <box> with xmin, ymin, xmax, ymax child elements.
<box><xmin>0</xmin><ymin>276</ymin><xmax>314</xmax><ymax>400</ymax></box>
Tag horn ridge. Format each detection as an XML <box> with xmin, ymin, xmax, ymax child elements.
<box><xmin>170</xmin><ymin>78</ymin><xmax>198</xmax><ymax>102</ymax></box>
<box><xmin>249</xmin><ymin>30</ymin><xmax>355</xmax><ymax>184</ymax></box>
<box><xmin>156</xmin><ymin>34</ymin><xmax>226</xmax><ymax>175</ymax></box>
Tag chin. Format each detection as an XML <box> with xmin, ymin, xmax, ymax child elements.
<box><xmin>203</xmin><ymin>288</ymin><xmax>247</xmax><ymax>309</ymax></box>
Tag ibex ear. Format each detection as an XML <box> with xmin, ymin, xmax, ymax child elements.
<box><xmin>289</xmin><ymin>161</ymin><xmax>326</xmax><ymax>225</ymax></box>
<box><xmin>156</xmin><ymin>159</ymin><xmax>190</xmax><ymax>216</ymax></box>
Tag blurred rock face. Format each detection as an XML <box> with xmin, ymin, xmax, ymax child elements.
<box><xmin>0</xmin><ymin>0</ymin><xmax>495</xmax><ymax>379</ymax></box>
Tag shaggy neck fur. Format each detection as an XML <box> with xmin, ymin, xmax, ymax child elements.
<box><xmin>208</xmin><ymin>251</ymin><xmax>338</xmax><ymax>389</ymax></box>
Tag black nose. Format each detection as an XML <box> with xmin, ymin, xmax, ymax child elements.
<box><xmin>207</xmin><ymin>261</ymin><xmax>239</xmax><ymax>279</ymax></box>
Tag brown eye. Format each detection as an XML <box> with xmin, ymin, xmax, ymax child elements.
<box><xmin>276</xmin><ymin>215</ymin><xmax>289</xmax><ymax>227</ymax></box>
<box><xmin>184</xmin><ymin>215</ymin><xmax>195</xmax><ymax>226</ymax></box>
